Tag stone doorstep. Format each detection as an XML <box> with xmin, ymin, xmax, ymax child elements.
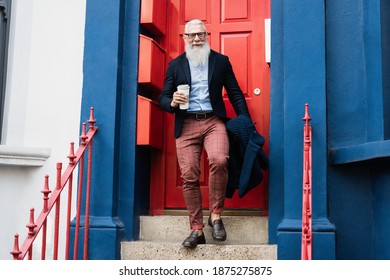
<box><xmin>139</xmin><ymin>216</ymin><xmax>269</xmax><ymax>245</ymax></box>
<box><xmin>121</xmin><ymin>241</ymin><xmax>277</xmax><ymax>260</ymax></box>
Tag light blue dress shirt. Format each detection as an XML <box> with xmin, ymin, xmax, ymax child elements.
<box><xmin>187</xmin><ymin>60</ymin><xmax>213</xmax><ymax>112</ymax></box>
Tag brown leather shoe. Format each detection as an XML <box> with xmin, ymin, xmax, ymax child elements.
<box><xmin>182</xmin><ymin>230</ymin><xmax>206</xmax><ymax>248</ymax></box>
<box><xmin>208</xmin><ymin>216</ymin><xmax>227</xmax><ymax>241</ymax></box>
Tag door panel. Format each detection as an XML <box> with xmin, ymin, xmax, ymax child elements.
<box><xmin>184</xmin><ymin>0</ymin><xmax>209</xmax><ymax>22</ymax></box>
<box><xmin>164</xmin><ymin>0</ymin><xmax>270</xmax><ymax>212</ymax></box>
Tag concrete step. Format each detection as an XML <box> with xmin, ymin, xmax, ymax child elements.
<box><xmin>121</xmin><ymin>241</ymin><xmax>277</xmax><ymax>260</ymax></box>
<box><xmin>138</xmin><ymin>215</ymin><xmax>269</xmax><ymax>245</ymax></box>
<box><xmin>121</xmin><ymin>215</ymin><xmax>277</xmax><ymax>260</ymax></box>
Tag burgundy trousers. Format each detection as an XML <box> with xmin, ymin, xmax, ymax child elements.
<box><xmin>175</xmin><ymin>116</ymin><xmax>229</xmax><ymax>230</ymax></box>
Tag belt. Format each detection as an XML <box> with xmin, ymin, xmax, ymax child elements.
<box><xmin>185</xmin><ymin>112</ymin><xmax>214</xmax><ymax>120</ymax></box>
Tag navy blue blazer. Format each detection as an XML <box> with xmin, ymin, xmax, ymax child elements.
<box><xmin>158</xmin><ymin>50</ymin><xmax>250</xmax><ymax>138</ymax></box>
<box><xmin>225</xmin><ymin>114</ymin><xmax>269</xmax><ymax>198</ymax></box>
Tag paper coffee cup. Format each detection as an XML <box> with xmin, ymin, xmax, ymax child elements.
<box><xmin>177</xmin><ymin>84</ymin><xmax>190</xmax><ymax>110</ymax></box>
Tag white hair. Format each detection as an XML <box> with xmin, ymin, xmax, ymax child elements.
<box><xmin>184</xmin><ymin>19</ymin><xmax>207</xmax><ymax>33</ymax></box>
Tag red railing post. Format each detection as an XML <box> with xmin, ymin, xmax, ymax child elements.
<box><xmin>52</xmin><ymin>162</ymin><xmax>62</xmax><ymax>260</ymax></box>
<box><xmin>83</xmin><ymin>107</ymin><xmax>95</xmax><ymax>260</ymax></box>
<box><xmin>10</xmin><ymin>234</ymin><xmax>21</xmax><ymax>260</ymax></box>
<box><xmin>26</xmin><ymin>208</ymin><xmax>37</xmax><ymax>260</ymax></box>
<box><xmin>65</xmin><ymin>142</ymin><xmax>76</xmax><ymax>260</ymax></box>
<box><xmin>41</xmin><ymin>175</ymin><xmax>51</xmax><ymax>260</ymax></box>
<box><xmin>88</xmin><ymin>107</ymin><xmax>96</xmax><ymax>129</ymax></box>
<box><xmin>73</xmin><ymin>122</ymin><xmax>86</xmax><ymax>260</ymax></box>
<box><xmin>301</xmin><ymin>103</ymin><xmax>313</xmax><ymax>260</ymax></box>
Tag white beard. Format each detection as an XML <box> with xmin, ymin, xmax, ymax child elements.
<box><xmin>185</xmin><ymin>41</ymin><xmax>210</xmax><ymax>67</ymax></box>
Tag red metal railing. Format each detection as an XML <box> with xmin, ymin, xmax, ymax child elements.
<box><xmin>301</xmin><ymin>103</ymin><xmax>312</xmax><ymax>260</ymax></box>
<box><xmin>10</xmin><ymin>108</ymin><xmax>98</xmax><ymax>260</ymax></box>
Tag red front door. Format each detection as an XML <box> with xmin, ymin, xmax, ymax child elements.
<box><xmin>157</xmin><ymin>0</ymin><xmax>270</xmax><ymax>214</ymax></box>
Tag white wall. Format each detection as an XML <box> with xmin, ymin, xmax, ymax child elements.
<box><xmin>0</xmin><ymin>0</ymin><xmax>86</xmax><ymax>259</ymax></box>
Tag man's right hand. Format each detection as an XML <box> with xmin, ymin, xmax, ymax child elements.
<box><xmin>171</xmin><ymin>91</ymin><xmax>188</xmax><ymax>107</ymax></box>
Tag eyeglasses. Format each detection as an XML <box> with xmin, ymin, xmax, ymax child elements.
<box><xmin>183</xmin><ymin>32</ymin><xmax>208</xmax><ymax>40</ymax></box>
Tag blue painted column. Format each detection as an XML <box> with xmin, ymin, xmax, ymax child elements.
<box><xmin>71</xmin><ymin>0</ymin><xmax>141</xmax><ymax>259</ymax></box>
<box><xmin>270</xmin><ymin>0</ymin><xmax>335</xmax><ymax>259</ymax></box>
